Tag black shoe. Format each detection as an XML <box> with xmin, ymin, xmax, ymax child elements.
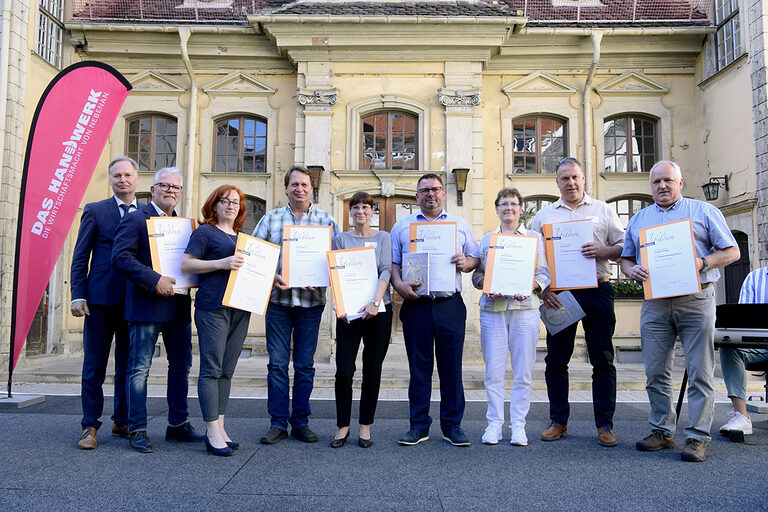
<box><xmin>129</xmin><ymin>430</ymin><xmax>153</xmax><ymax>453</ymax></box>
<box><xmin>165</xmin><ymin>422</ymin><xmax>205</xmax><ymax>443</ymax></box>
<box><xmin>205</xmin><ymin>432</ymin><xmax>234</xmax><ymax>457</ymax></box>
<box><xmin>226</xmin><ymin>441</ymin><xmax>240</xmax><ymax>450</ymax></box>
<box><xmin>260</xmin><ymin>427</ymin><xmax>288</xmax><ymax>445</ymax></box>
<box><xmin>358</xmin><ymin>437</ymin><xmax>373</xmax><ymax>449</ymax></box>
<box><xmin>442</xmin><ymin>426</ymin><xmax>470</xmax><ymax>447</ymax></box>
<box><xmin>290</xmin><ymin>425</ymin><xmax>319</xmax><ymax>443</ymax></box>
<box><xmin>329</xmin><ymin>431</ymin><xmax>350</xmax><ymax>448</ymax></box>
<box><xmin>399</xmin><ymin>429</ymin><xmax>429</xmax><ymax>446</ymax></box>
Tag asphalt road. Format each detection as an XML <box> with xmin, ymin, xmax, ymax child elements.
<box><xmin>1</xmin><ymin>396</ymin><xmax>766</xmax><ymax>511</ymax></box>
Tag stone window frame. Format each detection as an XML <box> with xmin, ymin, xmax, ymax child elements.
<box><xmin>714</xmin><ymin>0</ymin><xmax>745</xmax><ymax>71</ymax></box>
<box><xmin>125</xmin><ymin>113</ymin><xmax>179</xmax><ymax>173</ymax></box>
<box><xmin>603</xmin><ymin>113</ymin><xmax>660</xmax><ymax>174</ymax></box>
<box><xmin>347</xmin><ymin>96</ymin><xmax>430</xmax><ymax>171</ymax></box>
<box><xmin>510</xmin><ymin>114</ymin><xmax>569</xmax><ymax>175</ymax></box>
<box><xmin>211</xmin><ymin>114</ymin><xmax>268</xmax><ymax>174</ymax></box>
<box><xmin>36</xmin><ymin>0</ymin><xmax>64</xmax><ymax>68</ymax></box>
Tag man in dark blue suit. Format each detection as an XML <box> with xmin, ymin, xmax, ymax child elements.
<box><xmin>111</xmin><ymin>167</ymin><xmax>202</xmax><ymax>453</ymax></box>
<box><xmin>72</xmin><ymin>156</ymin><xmax>140</xmax><ymax>450</ymax></box>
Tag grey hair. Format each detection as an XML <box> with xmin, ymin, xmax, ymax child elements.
<box><xmin>649</xmin><ymin>160</ymin><xmax>682</xmax><ymax>180</ymax></box>
<box><xmin>153</xmin><ymin>167</ymin><xmax>184</xmax><ymax>186</ymax></box>
<box><xmin>108</xmin><ymin>155</ymin><xmax>138</xmax><ymax>176</ymax></box>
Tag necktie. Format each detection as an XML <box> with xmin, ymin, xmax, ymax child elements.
<box><xmin>119</xmin><ymin>204</ymin><xmax>131</xmax><ymax>217</ymax></box>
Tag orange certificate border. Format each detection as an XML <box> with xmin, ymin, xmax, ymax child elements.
<box><xmin>281</xmin><ymin>225</ymin><xmax>333</xmax><ymax>287</ymax></box>
<box><xmin>482</xmin><ymin>233</ymin><xmax>539</xmax><ymax>295</ymax></box>
<box><xmin>639</xmin><ymin>218</ymin><xmax>701</xmax><ymax>300</ymax></box>
<box><xmin>542</xmin><ymin>219</ymin><xmax>598</xmax><ymax>291</ymax></box>
<box><xmin>327</xmin><ymin>246</ymin><xmax>376</xmax><ymax>319</ymax></box>
<box><xmin>222</xmin><ymin>233</ymin><xmax>281</xmax><ymax>316</ymax></box>
<box><xmin>146</xmin><ymin>217</ymin><xmax>198</xmax><ymax>289</ymax></box>
<box><xmin>408</xmin><ymin>221</ymin><xmax>458</xmax><ymax>254</ymax></box>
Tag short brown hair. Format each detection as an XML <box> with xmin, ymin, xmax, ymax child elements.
<box><xmin>349</xmin><ymin>191</ymin><xmax>375</xmax><ymax>208</ymax></box>
<box><xmin>200</xmin><ymin>185</ymin><xmax>247</xmax><ymax>233</ymax></box>
<box><xmin>494</xmin><ymin>187</ymin><xmax>523</xmax><ymax>207</ymax></box>
<box><xmin>284</xmin><ymin>165</ymin><xmax>312</xmax><ymax>187</ymax></box>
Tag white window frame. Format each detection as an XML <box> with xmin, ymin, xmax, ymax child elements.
<box><xmin>714</xmin><ymin>0</ymin><xmax>744</xmax><ymax>70</ymax></box>
<box><xmin>36</xmin><ymin>0</ymin><xmax>64</xmax><ymax>69</ymax></box>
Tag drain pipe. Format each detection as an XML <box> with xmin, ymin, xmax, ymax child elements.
<box><xmin>0</xmin><ymin>0</ymin><xmax>13</xmax><ymax>197</ymax></box>
<box><xmin>582</xmin><ymin>30</ymin><xmax>603</xmax><ymax>194</ymax></box>
<box><xmin>179</xmin><ymin>27</ymin><xmax>197</xmax><ymax>217</ymax></box>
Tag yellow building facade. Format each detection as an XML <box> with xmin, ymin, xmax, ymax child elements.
<box><xmin>1</xmin><ymin>0</ymin><xmax>764</xmax><ymax>370</ymax></box>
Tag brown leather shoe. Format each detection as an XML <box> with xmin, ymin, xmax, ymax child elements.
<box><xmin>541</xmin><ymin>422</ymin><xmax>567</xmax><ymax>442</ymax></box>
<box><xmin>597</xmin><ymin>427</ymin><xmax>617</xmax><ymax>447</ymax></box>
<box><xmin>112</xmin><ymin>423</ymin><xmax>130</xmax><ymax>439</ymax></box>
<box><xmin>636</xmin><ymin>430</ymin><xmax>675</xmax><ymax>452</ymax></box>
<box><xmin>77</xmin><ymin>427</ymin><xmax>98</xmax><ymax>450</ymax></box>
<box><xmin>681</xmin><ymin>438</ymin><xmax>707</xmax><ymax>462</ymax></box>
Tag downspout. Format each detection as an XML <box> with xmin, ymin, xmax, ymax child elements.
<box><xmin>582</xmin><ymin>30</ymin><xmax>603</xmax><ymax>194</ymax></box>
<box><xmin>179</xmin><ymin>27</ymin><xmax>196</xmax><ymax>217</ymax></box>
<box><xmin>0</xmin><ymin>0</ymin><xmax>13</xmax><ymax>200</ymax></box>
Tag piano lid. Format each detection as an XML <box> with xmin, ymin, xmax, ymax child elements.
<box><xmin>715</xmin><ymin>304</ymin><xmax>768</xmax><ymax>329</ymax></box>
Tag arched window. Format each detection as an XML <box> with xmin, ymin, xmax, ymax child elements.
<box><xmin>214</xmin><ymin>115</ymin><xmax>267</xmax><ymax>173</ymax></box>
<box><xmin>361</xmin><ymin>111</ymin><xmax>418</xmax><ymax>170</ymax></box>
<box><xmin>608</xmin><ymin>195</ymin><xmax>653</xmax><ymax>282</ymax></box>
<box><xmin>604</xmin><ymin>114</ymin><xmax>658</xmax><ymax>173</ymax></box>
<box><xmin>512</xmin><ymin>115</ymin><xmax>567</xmax><ymax>174</ymax></box>
<box><xmin>522</xmin><ymin>195</ymin><xmax>558</xmax><ymax>229</ymax></box>
<box><xmin>126</xmin><ymin>114</ymin><xmax>178</xmax><ymax>173</ymax></box>
<box><xmin>240</xmin><ymin>195</ymin><xmax>267</xmax><ymax>236</ymax></box>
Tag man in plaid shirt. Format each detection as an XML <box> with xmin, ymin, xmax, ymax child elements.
<box><xmin>253</xmin><ymin>165</ymin><xmax>340</xmax><ymax>445</ymax></box>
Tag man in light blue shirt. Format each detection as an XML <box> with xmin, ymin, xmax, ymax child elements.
<box><xmin>621</xmin><ymin>160</ymin><xmax>739</xmax><ymax>462</ymax></box>
<box><xmin>718</xmin><ymin>240</ymin><xmax>768</xmax><ymax>437</ymax></box>
<box><xmin>391</xmin><ymin>173</ymin><xmax>480</xmax><ymax>447</ymax></box>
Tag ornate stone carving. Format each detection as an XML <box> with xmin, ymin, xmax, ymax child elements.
<box><xmin>438</xmin><ymin>89</ymin><xmax>481</xmax><ymax>107</ymax></box>
<box><xmin>297</xmin><ymin>88</ymin><xmax>338</xmax><ymax>106</ymax></box>
<box><xmin>380</xmin><ymin>180</ymin><xmax>396</xmax><ymax>198</ymax></box>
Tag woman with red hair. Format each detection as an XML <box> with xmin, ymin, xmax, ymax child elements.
<box><xmin>181</xmin><ymin>185</ymin><xmax>248</xmax><ymax>456</ymax></box>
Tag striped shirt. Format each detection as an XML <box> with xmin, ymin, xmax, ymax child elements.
<box><xmin>252</xmin><ymin>204</ymin><xmax>340</xmax><ymax>307</ymax></box>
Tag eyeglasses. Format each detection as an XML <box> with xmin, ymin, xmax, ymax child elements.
<box><xmin>154</xmin><ymin>182</ymin><xmax>182</xmax><ymax>192</ymax></box>
<box><xmin>218</xmin><ymin>199</ymin><xmax>240</xmax><ymax>208</ymax></box>
<box><xmin>498</xmin><ymin>201</ymin><xmax>520</xmax><ymax>208</ymax></box>
<box><xmin>417</xmin><ymin>186</ymin><xmax>443</xmax><ymax>195</ymax></box>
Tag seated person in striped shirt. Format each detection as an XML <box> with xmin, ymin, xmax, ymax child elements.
<box><xmin>718</xmin><ymin>240</ymin><xmax>768</xmax><ymax>436</ymax></box>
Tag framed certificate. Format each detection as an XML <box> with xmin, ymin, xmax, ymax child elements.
<box><xmin>222</xmin><ymin>233</ymin><xmax>280</xmax><ymax>315</ymax></box>
<box><xmin>327</xmin><ymin>246</ymin><xmax>379</xmax><ymax>320</ymax></box>
<box><xmin>147</xmin><ymin>217</ymin><xmax>198</xmax><ymax>289</ymax></box>
<box><xmin>402</xmin><ymin>252</ymin><xmax>430</xmax><ymax>296</ymax></box>
<box><xmin>408</xmin><ymin>222</ymin><xmax>457</xmax><ymax>293</ymax></box>
<box><xmin>482</xmin><ymin>233</ymin><xmax>539</xmax><ymax>296</ymax></box>
<box><xmin>639</xmin><ymin>218</ymin><xmax>701</xmax><ymax>300</ymax></box>
<box><xmin>281</xmin><ymin>225</ymin><xmax>332</xmax><ymax>288</ymax></box>
<box><xmin>543</xmin><ymin>219</ymin><xmax>597</xmax><ymax>290</ymax></box>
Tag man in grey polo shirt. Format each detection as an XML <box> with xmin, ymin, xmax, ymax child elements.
<box><xmin>621</xmin><ymin>160</ymin><xmax>739</xmax><ymax>462</ymax></box>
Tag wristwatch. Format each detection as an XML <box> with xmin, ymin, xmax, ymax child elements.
<box><xmin>700</xmin><ymin>257</ymin><xmax>708</xmax><ymax>270</ymax></box>
<box><xmin>372</xmin><ymin>299</ymin><xmax>381</xmax><ymax>307</ymax></box>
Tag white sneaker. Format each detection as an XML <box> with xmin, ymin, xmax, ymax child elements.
<box><xmin>719</xmin><ymin>411</ymin><xmax>753</xmax><ymax>435</ymax></box>
<box><xmin>510</xmin><ymin>424</ymin><xmax>528</xmax><ymax>446</ymax></box>
<box><xmin>482</xmin><ymin>423</ymin><xmax>503</xmax><ymax>445</ymax></box>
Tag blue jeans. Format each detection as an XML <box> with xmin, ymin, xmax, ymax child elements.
<box><xmin>720</xmin><ymin>347</ymin><xmax>768</xmax><ymax>400</ymax></box>
<box><xmin>265</xmin><ymin>304</ymin><xmax>323</xmax><ymax>429</ymax></box>
<box><xmin>127</xmin><ymin>320</ymin><xmax>192</xmax><ymax>432</ymax></box>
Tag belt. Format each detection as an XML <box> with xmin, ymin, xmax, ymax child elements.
<box><xmin>598</xmin><ymin>277</ymin><xmax>611</xmax><ymax>284</ymax></box>
<box><xmin>702</xmin><ymin>282</ymin><xmax>714</xmax><ymax>289</ymax></box>
<box><xmin>412</xmin><ymin>293</ymin><xmax>460</xmax><ymax>304</ymax></box>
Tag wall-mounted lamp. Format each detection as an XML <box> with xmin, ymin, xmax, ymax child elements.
<box><xmin>306</xmin><ymin>165</ymin><xmax>324</xmax><ymax>203</ymax></box>
<box><xmin>452</xmin><ymin>168</ymin><xmax>470</xmax><ymax>206</ymax></box>
<box><xmin>701</xmin><ymin>175</ymin><xmax>729</xmax><ymax>201</ymax></box>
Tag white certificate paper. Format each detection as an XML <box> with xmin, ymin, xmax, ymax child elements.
<box><xmin>543</xmin><ymin>219</ymin><xmax>597</xmax><ymax>290</ymax></box>
<box><xmin>409</xmin><ymin>222</ymin><xmax>457</xmax><ymax>293</ymax></box>
<box><xmin>222</xmin><ymin>234</ymin><xmax>280</xmax><ymax>315</ymax></box>
<box><xmin>482</xmin><ymin>233</ymin><xmax>539</xmax><ymax>296</ymax></box>
<box><xmin>147</xmin><ymin>217</ymin><xmax>198</xmax><ymax>289</ymax></box>
<box><xmin>328</xmin><ymin>247</ymin><xmax>379</xmax><ymax>320</ymax></box>
<box><xmin>281</xmin><ymin>225</ymin><xmax>332</xmax><ymax>288</ymax></box>
<box><xmin>639</xmin><ymin>218</ymin><xmax>701</xmax><ymax>299</ymax></box>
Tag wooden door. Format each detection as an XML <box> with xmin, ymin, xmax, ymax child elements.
<box><xmin>342</xmin><ymin>195</ymin><xmax>419</xmax><ymax>335</ymax></box>
<box><xmin>26</xmin><ymin>286</ymin><xmax>48</xmax><ymax>356</ymax></box>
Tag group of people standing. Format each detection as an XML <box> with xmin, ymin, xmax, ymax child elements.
<box><xmin>72</xmin><ymin>154</ymin><xmax>749</xmax><ymax>463</ymax></box>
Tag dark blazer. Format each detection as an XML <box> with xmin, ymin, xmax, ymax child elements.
<box><xmin>71</xmin><ymin>197</ymin><xmax>136</xmax><ymax>307</ymax></box>
<box><xmin>111</xmin><ymin>202</ymin><xmax>191</xmax><ymax>324</ymax></box>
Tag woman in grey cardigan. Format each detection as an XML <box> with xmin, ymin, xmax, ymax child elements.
<box><xmin>330</xmin><ymin>191</ymin><xmax>393</xmax><ymax>448</ymax></box>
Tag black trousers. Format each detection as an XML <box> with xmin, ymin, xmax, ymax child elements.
<box><xmin>544</xmin><ymin>282</ymin><xmax>617</xmax><ymax>429</ymax></box>
<box><xmin>334</xmin><ymin>304</ymin><xmax>393</xmax><ymax>427</ymax></box>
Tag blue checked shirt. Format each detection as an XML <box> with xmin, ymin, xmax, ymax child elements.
<box><xmin>252</xmin><ymin>204</ymin><xmax>340</xmax><ymax>307</ymax></box>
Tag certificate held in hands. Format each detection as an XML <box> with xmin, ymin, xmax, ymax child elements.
<box><xmin>543</xmin><ymin>219</ymin><xmax>597</xmax><ymax>290</ymax></box>
<box><xmin>147</xmin><ymin>217</ymin><xmax>198</xmax><ymax>289</ymax></box>
<box><xmin>222</xmin><ymin>233</ymin><xmax>280</xmax><ymax>315</ymax></box>
<box><xmin>639</xmin><ymin>218</ymin><xmax>701</xmax><ymax>300</ymax></box>
<box><xmin>482</xmin><ymin>233</ymin><xmax>539</xmax><ymax>296</ymax></box>
<box><xmin>327</xmin><ymin>246</ymin><xmax>379</xmax><ymax>320</ymax></box>
<box><xmin>281</xmin><ymin>225</ymin><xmax>332</xmax><ymax>287</ymax></box>
<box><xmin>408</xmin><ymin>222</ymin><xmax>457</xmax><ymax>293</ymax></box>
